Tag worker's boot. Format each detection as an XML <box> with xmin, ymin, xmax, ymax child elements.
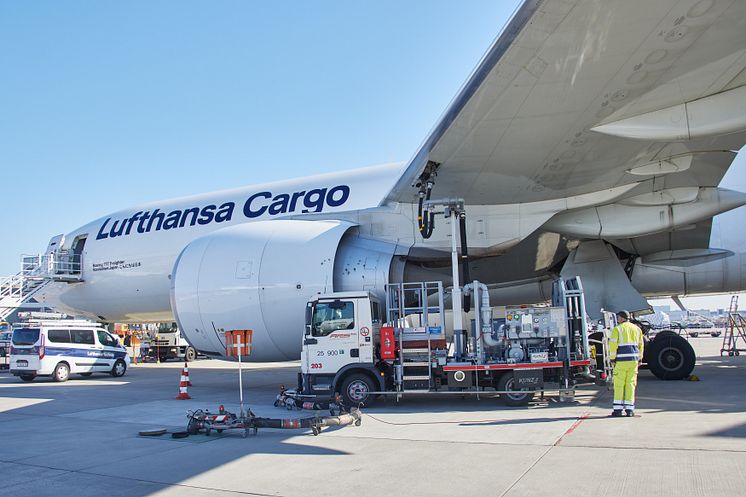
<box><xmin>610</xmin><ymin>410</ymin><xmax>623</xmax><ymax>417</ymax></box>
<box><xmin>625</xmin><ymin>409</ymin><xmax>635</xmax><ymax>417</ymax></box>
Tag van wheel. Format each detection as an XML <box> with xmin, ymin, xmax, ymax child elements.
<box><xmin>497</xmin><ymin>374</ymin><xmax>534</xmax><ymax>407</ymax></box>
<box><xmin>111</xmin><ymin>359</ymin><xmax>127</xmax><ymax>377</ymax></box>
<box><xmin>185</xmin><ymin>347</ymin><xmax>197</xmax><ymax>362</ymax></box>
<box><xmin>19</xmin><ymin>374</ymin><xmax>35</xmax><ymax>382</ymax></box>
<box><xmin>80</xmin><ymin>373</ymin><xmax>93</xmax><ymax>377</ymax></box>
<box><xmin>53</xmin><ymin>363</ymin><xmax>70</xmax><ymax>382</ymax></box>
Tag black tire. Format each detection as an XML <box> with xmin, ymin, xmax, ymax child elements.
<box><xmin>53</xmin><ymin>362</ymin><xmax>70</xmax><ymax>382</ymax></box>
<box><xmin>497</xmin><ymin>373</ymin><xmax>535</xmax><ymax>407</ymax></box>
<box><xmin>339</xmin><ymin>373</ymin><xmax>376</xmax><ymax>407</ymax></box>
<box><xmin>646</xmin><ymin>334</ymin><xmax>696</xmax><ymax>380</ymax></box>
<box><xmin>711</xmin><ymin>332</ymin><xmax>721</xmax><ymax>338</ymax></box>
<box><xmin>689</xmin><ymin>332</ymin><xmax>698</xmax><ymax>338</ymax></box>
<box><xmin>111</xmin><ymin>359</ymin><xmax>127</xmax><ymax>377</ymax></box>
<box><xmin>19</xmin><ymin>374</ymin><xmax>35</xmax><ymax>382</ymax></box>
<box><xmin>654</xmin><ymin>330</ymin><xmax>682</xmax><ymax>340</ymax></box>
<box><xmin>185</xmin><ymin>347</ymin><xmax>197</xmax><ymax>362</ymax></box>
<box><xmin>80</xmin><ymin>372</ymin><xmax>93</xmax><ymax>377</ymax></box>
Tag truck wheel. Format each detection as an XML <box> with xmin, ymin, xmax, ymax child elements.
<box><xmin>497</xmin><ymin>374</ymin><xmax>534</xmax><ymax>407</ymax></box>
<box><xmin>53</xmin><ymin>362</ymin><xmax>70</xmax><ymax>382</ymax></box>
<box><xmin>711</xmin><ymin>332</ymin><xmax>721</xmax><ymax>338</ymax></box>
<box><xmin>689</xmin><ymin>332</ymin><xmax>698</xmax><ymax>338</ymax></box>
<box><xmin>647</xmin><ymin>334</ymin><xmax>695</xmax><ymax>380</ymax></box>
<box><xmin>185</xmin><ymin>347</ymin><xmax>197</xmax><ymax>362</ymax></box>
<box><xmin>111</xmin><ymin>359</ymin><xmax>127</xmax><ymax>377</ymax></box>
<box><xmin>340</xmin><ymin>373</ymin><xmax>376</xmax><ymax>407</ymax></box>
<box><xmin>19</xmin><ymin>374</ymin><xmax>35</xmax><ymax>382</ymax></box>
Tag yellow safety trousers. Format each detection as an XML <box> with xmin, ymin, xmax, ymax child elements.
<box><xmin>613</xmin><ymin>360</ymin><xmax>638</xmax><ymax>411</ymax></box>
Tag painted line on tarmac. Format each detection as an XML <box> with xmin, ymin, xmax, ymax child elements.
<box><xmin>0</xmin><ymin>381</ymin><xmax>129</xmax><ymax>388</ymax></box>
<box><xmin>554</xmin><ymin>413</ymin><xmax>589</xmax><ymax>446</ymax></box>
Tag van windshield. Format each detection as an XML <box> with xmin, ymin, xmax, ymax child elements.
<box><xmin>12</xmin><ymin>328</ymin><xmax>40</xmax><ymax>346</ymax></box>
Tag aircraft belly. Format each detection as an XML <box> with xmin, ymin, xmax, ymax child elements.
<box><xmin>37</xmin><ymin>275</ymin><xmax>173</xmax><ymax>323</ymax></box>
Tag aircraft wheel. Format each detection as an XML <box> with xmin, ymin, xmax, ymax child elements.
<box><xmin>647</xmin><ymin>334</ymin><xmax>695</xmax><ymax>380</ymax></box>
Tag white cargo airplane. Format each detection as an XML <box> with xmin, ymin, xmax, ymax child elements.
<box><xmin>33</xmin><ymin>0</ymin><xmax>746</xmax><ymax>361</ymax></box>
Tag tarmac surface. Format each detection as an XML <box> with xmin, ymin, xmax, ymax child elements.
<box><xmin>1</xmin><ymin>337</ymin><xmax>744</xmax><ymax>496</ymax></box>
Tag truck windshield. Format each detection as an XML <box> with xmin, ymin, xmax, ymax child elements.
<box><xmin>12</xmin><ymin>328</ymin><xmax>40</xmax><ymax>346</ymax></box>
<box><xmin>158</xmin><ymin>323</ymin><xmax>178</xmax><ymax>333</ymax></box>
<box><xmin>312</xmin><ymin>301</ymin><xmax>354</xmax><ymax>337</ymax></box>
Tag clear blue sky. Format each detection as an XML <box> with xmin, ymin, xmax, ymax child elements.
<box><xmin>1</xmin><ymin>1</ymin><xmax>745</xmax><ymax>310</ymax></box>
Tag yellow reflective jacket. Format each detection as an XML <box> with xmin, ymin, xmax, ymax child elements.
<box><xmin>609</xmin><ymin>321</ymin><xmax>644</xmax><ymax>362</ymax></box>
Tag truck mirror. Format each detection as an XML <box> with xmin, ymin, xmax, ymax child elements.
<box><xmin>305</xmin><ymin>303</ymin><xmax>313</xmax><ymax>327</ymax></box>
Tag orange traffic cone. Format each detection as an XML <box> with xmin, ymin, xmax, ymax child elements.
<box><xmin>182</xmin><ymin>362</ymin><xmax>192</xmax><ymax>386</ymax></box>
<box><xmin>176</xmin><ymin>368</ymin><xmax>191</xmax><ymax>400</ymax></box>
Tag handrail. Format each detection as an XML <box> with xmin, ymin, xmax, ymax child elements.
<box><xmin>20</xmin><ymin>252</ymin><xmax>82</xmax><ymax>278</ymax></box>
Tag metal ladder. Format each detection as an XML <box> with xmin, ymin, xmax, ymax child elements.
<box><xmin>720</xmin><ymin>295</ymin><xmax>746</xmax><ymax>356</ymax></box>
<box><xmin>0</xmin><ymin>252</ymin><xmax>83</xmax><ymax>321</ymax></box>
<box><xmin>0</xmin><ymin>272</ymin><xmax>50</xmax><ymax>321</ymax></box>
<box><xmin>551</xmin><ymin>277</ymin><xmax>592</xmax><ymax>400</ymax></box>
<box><xmin>385</xmin><ymin>281</ymin><xmax>444</xmax><ymax>393</ymax></box>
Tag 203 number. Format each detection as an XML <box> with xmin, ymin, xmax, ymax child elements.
<box><xmin>310</xmin><ymin>363</ymin><xmax>323</xmax><ymax>369</ymax></box>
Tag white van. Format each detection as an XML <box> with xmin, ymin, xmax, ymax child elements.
<box><xmin>10</xmin><ymin>319</ymin><xmax>130</xmax><ymax>382</ymax></box>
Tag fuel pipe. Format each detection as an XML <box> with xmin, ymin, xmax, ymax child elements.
<box><xmin>418</xmin><ymin>181</ymin><xmax>435</xmax><ymax>239</ymax></box>
<box><xmin>459</xmin><ymin>211</ymin><xmax>471</xmax><ymax>313</ymax></box>
<box><xmin>253</xmin><ymin>410</ymin><xmax>362</xmax><ymax>436</ymax></box>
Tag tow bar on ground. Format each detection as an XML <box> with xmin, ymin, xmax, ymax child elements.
<box><xmin>186</xmin><ymin>404</ymin><xmax>362</xmax><ymax>437</ymax></box>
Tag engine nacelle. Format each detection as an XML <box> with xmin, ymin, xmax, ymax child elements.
<box><xmin>170</xmin><ymin>219</ymin><xmax>400</xmax><ymax>361</ymax></box>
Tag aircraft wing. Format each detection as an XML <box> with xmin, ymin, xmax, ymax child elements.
<box><xmin>384</xmin><ymin>0</ymin><xmax>746</xmax><ymax>206</ymax></box>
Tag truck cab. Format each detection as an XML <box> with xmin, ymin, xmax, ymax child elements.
<box><xmin>300</xmin><ymin>292</ymin><xmax>384</xmax><ymax>403</ymax></box>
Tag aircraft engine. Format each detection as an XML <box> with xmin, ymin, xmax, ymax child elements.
<box><xmin>170</xmin><ymin>220</ymin><xmax>399</xmax><ymax>361</ymax></box>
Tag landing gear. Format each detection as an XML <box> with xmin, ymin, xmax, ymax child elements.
<box><xmin>646</xmin><ymin>334</ymin><xmax>696</xmax><ymax>380</ymax></box>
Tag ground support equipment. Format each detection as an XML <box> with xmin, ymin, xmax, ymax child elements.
<box><xmin>187</xmin><ymin>404</ymin><xmax>362</xmax><ymax>437</ymax></box>
<box><xmin>721</xmin><ymin>296</ymin><xmax>746</xmax><ymax>356</ymax></box>
<box><xmin>274</xmin><ymin>386</ymin><xmax>345</xmax><ymax>416</ymax></box>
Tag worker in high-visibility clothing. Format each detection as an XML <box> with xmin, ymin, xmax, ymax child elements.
<box><xmin>609</xmin><ymin>310</ymin><xmax>644</xmax><ymax>417</ymax></box>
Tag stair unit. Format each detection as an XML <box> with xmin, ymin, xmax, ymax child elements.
<box><xmin>0</xmin><ymin>251</ymin><xmax>82</xmax><ymax>321</ymax></box>
<box><xmin>385</xmin><ymin>281</ymin><xmax>446</xmax><ymax>394</ymax></box>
